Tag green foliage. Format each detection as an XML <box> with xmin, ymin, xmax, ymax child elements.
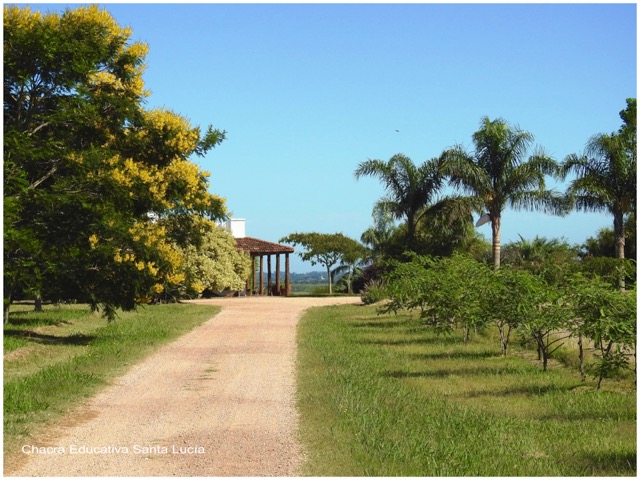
<box><xmin>360</xmin><ymin>279</ymin><xmax>386</xmax><ymax>305</ymax></box>
<box><xmin>501</xmin><ymin>235</ymin><xmax>580</xmax><ymax>284</ymax></box>
<box><xmin>381</xmin><ymin>254</ymin><xmax>493</xmax><ymax>340</ymax></box>
<box><xmin>577</xmin><ymin>256</ymin><xmax>637</xmax><ymax>289</ymax></box>
<box><xmin>582</xmin><ymin>213</ymin><xmax>637</xmax><ymax>260</ymax></box>
<box><xmin>280</xmin><ymin>232</ymin><xmax>366</xmax><ymax>294</ymax></box>
<box><xmin>441</xmin><ymin>116</ymin><xmax>563</xmax><ymax>268</ymax></box>
<box><xmin>355</xmin><ymin>154</ymin><xmax>479</xmax><ymax>258</ymax></box>
<box><xmin>354</xmin><ymin>154</ymin><xmax>448</xmax><ymax>246</ymax></box>
<box><xmin>377</xmin><ymin>252</ymin><xmax>637</xmax><ymax>383</ymax></box>
<box><xmin>561</xmin><ymin>98</ymin><xmax>637</xmax><ymax>289</ymax></box>
<box><xmin>178</xmin><ymin>222</ymin><xmax>251</xmax><ymax>297</ymax></box>
<box><xmin>566</xmin><ymin>275</ymin><xmax>637</xmax><ymax>389</ymax></box>
<box><xmin>516</xmin><ymin>284</ymin><xmax>573</xmax><ymax>371</ymax></box>
<box><xmin>3</xmin><ymin>5</ymin><xmax>228</xmax><ymax>319</ymax></box>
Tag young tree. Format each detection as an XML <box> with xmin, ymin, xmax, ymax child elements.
<box><xmin>482</xmin><ymin>267</ymin><xmax>547</xmax><ymax>357</ymax></box>
<box><xmin>441</xmin><ymin>117</ymin><xmax>563</xmax><ymax>269</ymax></box>
<box><xmin>280</xmin><ymin>233</ymin><xmax>364</xmax><ymax>294</ymax></box>
<box><xmin>566</xmin><ymin>274</ymin><xmax>636</xmax><ymax>389</ymax></box>
<box><xmin>3</xmin><ymin>6</ymin><xmax>227</xmax><ymax>320</ymax></box>
<box><xmin>516</xmin><ymin>284</ymin><xmax>572</xmax><ymax>371</ymax></box>
<box><xmin>561</xmin><ymin>99</ymin><xmax>637</xmax><ymax>290</ymax></box>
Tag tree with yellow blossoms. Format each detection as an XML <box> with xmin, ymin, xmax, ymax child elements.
<box><xmin>178</xmin><ymin>220</ymin><xmax>252</xmax><ymax>298</ymax></box>
<box><xmin>4</xmin><ymin>5</ymin><xmax>230</xmax><ymax>320</ymax></box>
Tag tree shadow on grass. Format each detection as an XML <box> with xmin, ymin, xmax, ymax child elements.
<box><xmin>351</xmin><ymin>319</ymin><xmax>415</xmax><ymax>329</ymax></box>
<box><xmin>359</xmin><ymin>335</ymin><xmax>462</xmax><ymax>347</ymax></box>
<box><xmin>5</xmin><ymin>315</ymin><xmax>71</xmax><ymax>328</ymax></box>
<box><xmin>499</xmin><ymin>384</ymin><xmax>569</xmax><ymax>396</ymax></box>
<box><xmin>383</xmin><ymin>365</ymin><xmax>527</xmax><ymax>379</ymax></box>
<box><xmin>3</xmin><ymin>329</ymin><xmax>95</xmax><ymax>346</ymax></box>
<box><xmin>572</xmin><ymin>450</ymin><xmax>636</xmax><ymax>476</ymax></box>
<box><xmin>408</xmin><ymin>350</ymin><xmax>499</xmax><ymax>361</ymax></box>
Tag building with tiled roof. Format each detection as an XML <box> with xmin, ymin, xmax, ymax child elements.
<box><xmin>223</xmin><ymin>219</ymin><xmax>294</xmax><ymax>296</ymax></box>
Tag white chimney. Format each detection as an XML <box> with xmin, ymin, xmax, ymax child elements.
<box><xmin>226</xmin><ymin>218</ymin><xmax>246</xmax><ymax>238</ymax></box>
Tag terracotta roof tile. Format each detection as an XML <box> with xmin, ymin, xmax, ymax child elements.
<box><xmin>235</xmin><ymin>237</ymin><xmax>295</xmax><ymax>255</ymax></box>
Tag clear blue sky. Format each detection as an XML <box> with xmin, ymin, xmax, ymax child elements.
<box><xmin>19</xmin><ymin>2</ymin><xmax>637</xmax><ymax>272</ymax></box>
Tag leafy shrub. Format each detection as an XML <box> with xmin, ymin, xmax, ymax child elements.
<box><xmin>361</xmin><ymin>279</ymin><xmax>387</xmax><ymax>305</ymax></box>
<box><xmin>577</xmin><ymin>256</ymin><xmax>636</xmax><ymax>288</ymax></box>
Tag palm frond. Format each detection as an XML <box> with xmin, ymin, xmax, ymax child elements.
<box><xmin>509</xmin><ymin>189</ymin><xmax>568</xmax><ymax>215</ymax></box>
<box><xmin>441</xmin><ymin>146</ymin><xmax>492</xmax><ymax>196</ymax></box>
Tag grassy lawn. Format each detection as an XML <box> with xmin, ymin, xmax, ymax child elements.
<box><xmin>296</xmin><ymin>304</ymin><xmax>637</xmax><ymax>476</ymax></box>
<box><xmin>3</xmin><ymin>303</ymin><xmax>219</xmax><ymax>456</ymax></box>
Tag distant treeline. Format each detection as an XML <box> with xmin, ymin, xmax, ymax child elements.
<box><xmin>255</xmin><ymin>271</ymin><xmax>330</xmax><ymax>284</ymax></box>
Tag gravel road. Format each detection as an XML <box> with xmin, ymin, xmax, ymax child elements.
<box><xmin>7</xmin><ymin>296</ymin><xmax>358</xmax><ymax>477</ymax></box>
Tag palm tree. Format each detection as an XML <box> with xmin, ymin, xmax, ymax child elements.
<box><xmin>360</xmin><ymin>203</ymin><xmax>396</xmax><ymax>262</ymax></box>
<box><xmin>504</xmin><ymin>235</ymin><xmax>568</xmax><ymax>264</ymax></box>
<box><xmin>441</xmin><ymin>117</ymin><xmax>562</xmax><ymax>269</ymax></box>
<box><xmin>562</xmin><ymin>132</ymin><xmax>636</xmax><ymax>289</ymax></box>
<box><xmin>354</xmin><ymin>153</ymin><xmax>447</xmax><ymax>250</ymax></box>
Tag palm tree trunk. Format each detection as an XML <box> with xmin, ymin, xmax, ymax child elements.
<box><xmin>406</xmin><ymin>212</ymin><xmax>416</xmax><ymax>250</ymax></box>
<box><xmin>491</xmin><ymin>215</ymin><xmax>501</xmax><ymax>270</ymax></box>
<box><xmin>614</xmin><ymin>210</ymin><xmax>625</xmax><ymax>291</ymax></box>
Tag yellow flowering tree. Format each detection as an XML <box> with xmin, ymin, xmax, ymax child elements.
<box><xmin>4</xmin><ymin>5</ymin><xmax>228</xmax><ymax>320</ymax></box>
<box><xmin>178</xmin><ymin>220</ymin><xmax>252</xmax><ymax>298</ymax></box>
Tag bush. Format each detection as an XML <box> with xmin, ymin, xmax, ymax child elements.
<box><xmin>360</xmin><ymin>279</ymin><xmax>386</xmax><ymax>305</ymax></box>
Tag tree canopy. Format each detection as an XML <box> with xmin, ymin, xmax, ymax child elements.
<box><xmin>561</xmin><ymin>98</ymin><xmax>637</xmax><ymax>289</ymax></box>
<box><xmin>441</xmin><ymin>117</ymin><xmax>563</xmax><ymax>269</ymax></box>
<box><xmin>280</xmin><ymin>232</ymin><xmax>367</xmax><ymax>294</ymax></box>
<box><xmin>4</xmin><ymin>5</ymin><xmax>230</xmax><ymax>320</ymax></box>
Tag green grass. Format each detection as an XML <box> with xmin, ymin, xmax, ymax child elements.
<box><xmin>3</xmin><ymin>303</ymin><xmax>219</xmax><ymax>455</ymax></box>
<box><xmin>290</xmin><ymin>282</ymin><xmax>331</xmax><ymax>296</ymax></box>
<box><xmin>296</xmin><ymin>304</ymin><xmax>637</xmax><ymax>476</ymax></box>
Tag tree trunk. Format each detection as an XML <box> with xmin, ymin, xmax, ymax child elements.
<box><xmin>499</xmin><ymin>324</ymin><xmax>509</xmax><ymax>357</ymax></box>
<box><xmin>491</xmin><ymin>214</ymin><xmax>501</xmax><ymax>270</ymax></box>
<box><xmin>578</xmin><ymin>334</ymin><xmax>585</xmax><ymax>382</ymax></box>
<box><xmin>34</xmin><ymin>292</ymin><xmax>43</xmax><ymax>312</ymax></box>
<box><xmin>326</xmin><ymin>265</ymin><xmax>332</xmax><ymax>294</ymax></box>
<box><xmin>613</xmin><ymin>210</ymin><xmax>626</xmax><ymax>291</ymax></box>
<box><xmin>537</xmin><ymin>336</ymin><xmax>548</xmax><ymax>371</ymax></box>
<box><xmin>4</xmin><ymin>298</ymin><xmax>11</xmax><ymax>326</ymax></box>
<box><xmin>407</xmin><ymin>212</ymin><xmax>416</xmax><ymax>249</ymax></box>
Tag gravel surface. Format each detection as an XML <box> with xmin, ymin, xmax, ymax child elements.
<box><xmin>7</xmin><ymin>296</ymin><xmax>358</xmax><ymax>477</ymax></box>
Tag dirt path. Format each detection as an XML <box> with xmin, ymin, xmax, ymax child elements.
<box><xmin>7</xmin><ymin>296</ymin><xmax>358</xmax><ymax>477</ymax></box>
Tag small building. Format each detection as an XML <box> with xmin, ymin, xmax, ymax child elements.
<box><xmin>223</xmin><ymin>219</ymin><xmax>294</xmax><ymax>296</ymax></box>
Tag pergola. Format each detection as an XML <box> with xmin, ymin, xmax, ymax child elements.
<box><xmin>235</xmin><ymin>237</ymin><xmax>295</xmax><ymax>296</ymax></box>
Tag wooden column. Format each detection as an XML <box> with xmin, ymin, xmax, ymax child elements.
<box><xmin>275</xmin><ymin>255</ymin><xmax>281</xmax><ymax>296</ymax></box>
<box><xmin>267</xmin><ymin>255</ymin><xmax>272</xmax><ymax>296</ymax></box>
<box><xmin>259</xmin><ymin>255</ymin><xmax>264</xmax><ymax>295</ymax></box>
<box><xmin>285</xmin><ymin>253</ymin><xmax>290</xmax><ymax>297</ymax></box>
<box><xmin>251</xmin><ymin>256</ymin><xmax>256</xmax><ymax>296</ymax></box>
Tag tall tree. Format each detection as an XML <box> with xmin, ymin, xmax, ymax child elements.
<box><xmin>354</xmin><ymin>154</ymin><xmax>448</xmax><ymax>250</ymax></box>
<box><xmin>561</xmin><ymin>99</ymin><xmax>636</xmax><ymax>289</ymax></box>
<box><xmin>441</xmin><ymin>117</ymin><xmax>561</xmax><ymax>269</ymax></box>
<box><xmin>3</xmin><ymin>6</ymin><xmax>227</xmax><ymax>320</ymax></box>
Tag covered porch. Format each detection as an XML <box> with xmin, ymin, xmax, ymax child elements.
<box><xmin>235</xmin><ymin>237</ymin><xmax>295</xmax><ymax>296</ymax></box>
